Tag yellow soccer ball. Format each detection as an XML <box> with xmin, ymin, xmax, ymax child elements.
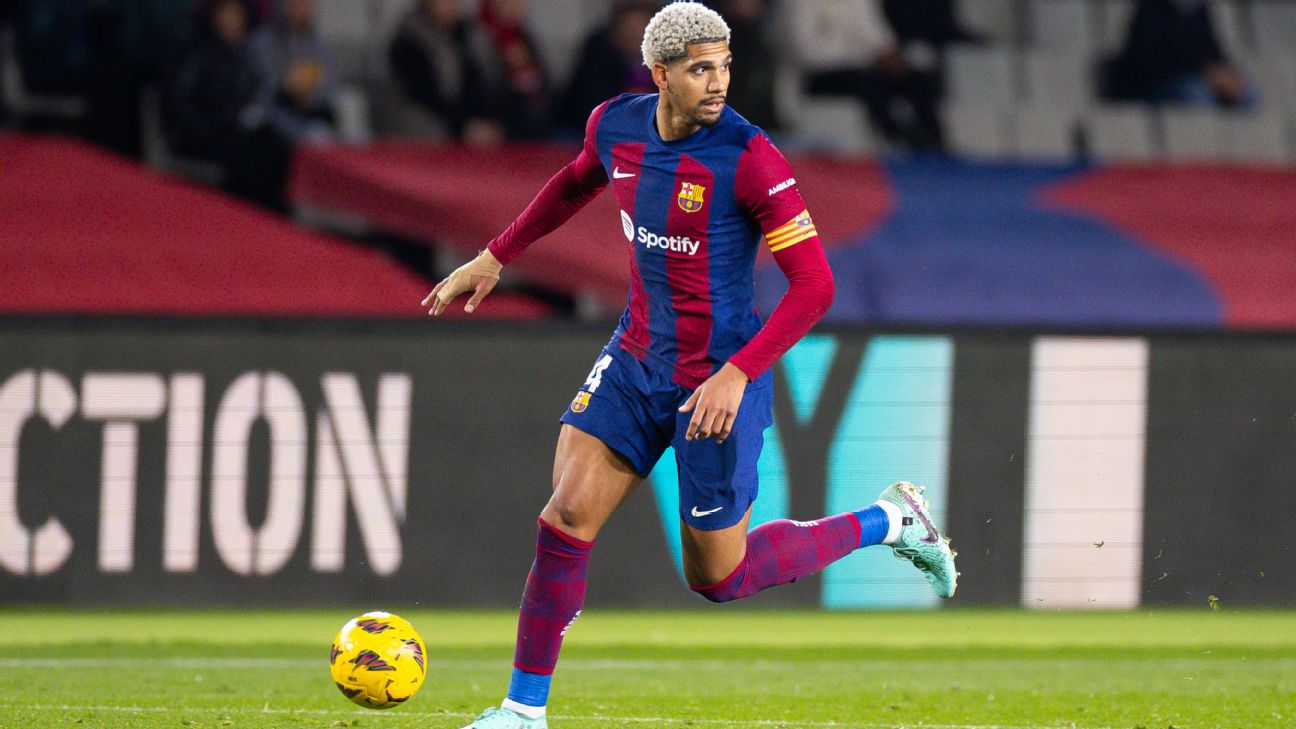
<box><xmin>329</xmin><ymin>611</ymin><xmax>427</xmax><ymax>709</ymax></box>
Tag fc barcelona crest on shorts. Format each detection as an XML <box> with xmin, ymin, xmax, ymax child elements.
<box><xmin>570</xmin><ymin>391</ymin><xmax>591</xmax><ymax>413</ymax></box>
<box><xmin>677</xmin><ymin>182</ymin><xmax>706</xmax><ymax>213</ymax></box>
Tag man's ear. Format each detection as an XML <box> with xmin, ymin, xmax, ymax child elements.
<box><xmin>651</xmin><ymin>62</ymin><xmax>669</xmax><ymax>91</ymax></box>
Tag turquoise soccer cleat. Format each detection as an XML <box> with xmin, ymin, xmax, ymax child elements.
<box><xmin>877</xmin><ymin>481</ymin><xmax>959</xmax><ymax>598</ymax></box>
<box><xmin>460</xmin><ymin>706</ymin><xmax>548</xmax><ymax>729</ymax></box>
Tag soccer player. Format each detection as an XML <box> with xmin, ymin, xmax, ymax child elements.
<box><xmin>422</xmin><ymin>3</ymin><xmax>957</xmax><ymax>727</ymax></box>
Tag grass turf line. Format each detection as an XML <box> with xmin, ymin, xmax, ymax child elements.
<box><xmin>0</xmin><ymin>609</ymin><xmax>1291</xmax><ymax>729</ymax></box>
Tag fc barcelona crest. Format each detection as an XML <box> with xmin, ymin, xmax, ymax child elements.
<box><xmin>677</xmin><ymin>182</ymin><xmax>706</xmax><ymax>213</ymax></box>
<box><xmin>570</xmin><ymin>391</ymin><xmax>591</xmax><ymax>413</ymax></box>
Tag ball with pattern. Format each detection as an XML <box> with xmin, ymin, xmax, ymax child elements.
<box><xmin>329</xmin><ymin>611</ymin><xmax>427</xmax><ymax>709</ymax></box>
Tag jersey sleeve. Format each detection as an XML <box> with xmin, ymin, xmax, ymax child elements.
<box><xmin>733</xmin><ymin>133</ymin><xmax>819</xmax><ymax>252</ymax></box>
<box><xmin>486</xmin><ymin>102</ymin><xmax>611</xmax><ymax>264</ymax></box>
<box><xmin>728</xmin><ymin>133</ymin><xmax>835</xmax><ymax>381</ymax></box>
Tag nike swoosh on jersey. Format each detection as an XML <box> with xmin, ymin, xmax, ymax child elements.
<box><xmin>613</xmin><ymin>167</ymin><xmax>635</xmax><ymax>179</ymax></box>
<box><xmin>690</xmin><ymin>505</ymin><xmax>723</xmax><ymax>517</ymax></box>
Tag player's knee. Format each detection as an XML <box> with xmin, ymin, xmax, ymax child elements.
<box><xmin>541</xmin><ymin>496</ymin><xmax>597</xmax><ymax>537</ymax></box>
<box><xmin>691</xmin><ymin>584</ymin><xmax>734</xmax><ymax>603</ymax></box>
<box><xmin>690</xmin><ymin>579</ymin><xmax>742</xmax><ymax>603</ymax></box>
<box><xmin>687</xmin><ymin>559</ymin><xmax>747</xmax><ymax>602</ymax></box>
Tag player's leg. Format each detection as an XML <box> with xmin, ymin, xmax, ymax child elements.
<box><xmin>680</xmin><ymin>505</ymin><xmax>752</xmax><ymax>587</ymax></box>
<box><xmin>465</xmin><ymin>345</ymin><xmax>668</xmax><ymax>729</ymax></box>
<box><xmin>682</xmin><ymin>485</ymin><xmax>957</xmax><ymax>602</ymax></box>
<box><xmin>540</xmin><ymin>424</ymin><xmax>643</xmax><ymax>541</ymax></box>
<box><xmin>675</xmin><ymin>381</ymin><xmax>956</xmax><ymax>601</ymax></box>
<box><xmin>675</xmin><ymin>379</ymin><xmax>873</xmax><ymax>598</ymax></box>
<box><xmin>681</xmin><ymin>505</ymin><xmax>884</xmax><ymax>600</ymax></box>
<box><xmin>466</xmin><ymin>428</ymin><xmax>642</xmax><ymax>729</ymax></box>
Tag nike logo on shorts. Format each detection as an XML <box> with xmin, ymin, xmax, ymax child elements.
<box><xmin>691</xmin><ymin>506</ymin><xmax>723</xmax><ymax>518</ymax></box>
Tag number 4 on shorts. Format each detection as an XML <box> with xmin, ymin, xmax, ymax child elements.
<box><xmin>583</xmin><ymin>355</ymin><xmax>613</xmax><ymax>393</ymax></box>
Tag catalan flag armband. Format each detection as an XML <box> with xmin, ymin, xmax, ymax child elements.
<box><xmin>765</xmin><ymin>210</ymin><xmax>818</xmax><ymax>253</ymax></box>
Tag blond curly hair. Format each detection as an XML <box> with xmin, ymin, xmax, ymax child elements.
<box><xmin>641</xmin><ymin>1</ymin><xmax>731</xmax><ymax>68</ymax></box>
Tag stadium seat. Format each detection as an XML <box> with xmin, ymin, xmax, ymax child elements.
<box><xmin>1095</xmin><ymin>0</ymin><xmax>1134</xmax><ymax>57</ymax></box>
<box><xmin>1086</xmin><ymin>104</ymin><xmax>1157</xmax><ymax>160</ymax></box>
<box><xmin>947</xmin><ymin>45</ymin><xmax>1018</xmax><ymax>106</ymax></box>
<box><xmin>315</xmin><ymin>0</ymin><xmax>375</xmax><ymax>84</ymax></box>
<box><xmin>1027</xmin><ymin>0</ymin><xmax>1097</xmax><ymax>58</ymax></box>
<box><xmin>377</xmin><ymin>0</ymin><xmax>416</xmax><ymax>32</ymax></box>
<box><xmin>1011</xmin><ymin>104</ymin><xmax>1080</xmax><ymax>161</ymax></box>
<box><xmin>958</xmin><ymin>0</ymin><xmax>1022</xmax><ymax>44</ymax></box>
<box><xmin>772</xmin><ymin>64</ymin><xmax>813</xmax><ymax>135</ymax></box>
<box><xmin>1219</xmin><ymin>112</ymin><xmax>1291</xmax><ymax>163</ymax></box>
<box><xmin>139</xmin><ymin>85</ymin><xmax>225</xmax><ymax>185</ymax></box>
<box><xmin>1251</xmin><ymin>1</ymin><xmax>1296</xmax><ymax>56</ymax></box>
<box><xmin>1241</xmin><ymin>54</ymin><xmax>1296</xmax><ymax>113</ymax></box>
<box><xmin>791</xmin><ymin>97</ymin><xmax>876</xmax><ymax>155</ymax></box>
<box><xmin>1209</xmin><ymin>0</ymin><xmax>1246</xmax><ymax>58</ymax></box>
<box><xmin>1161</xmin><ymin>108</ymin><xmax>1223</xmax><ymax>160</ymax></box>
<box><xmin>525</xmin><ymin>0</ymin><xmax>602</xmax><ymax>88</ymax></box>
<box><xmin>333</xmin><ymin>85</ymin><xmax>374</xmax><ymax>143</ymax></box>
<box><xmin>1022</xmin><ymin>51</ymin><xmax>1097</xmax><ymax>113</ymax></box>
<box><xmin>0</xmin><ymin>26</ymin><xmax>88</xmax><ymax>121</ymax></box>
<box><xmin>946</xmin><ymin>103</ymin><xmax>1011</xmax><ymax>158</ymax></box>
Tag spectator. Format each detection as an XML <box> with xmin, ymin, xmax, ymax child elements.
<box><xmin>168</xmin><ymin>0</ymin><xmax>291</xmax><ymax>209</ymax></box>
<box><xmin>719</xmin><ymin>0</ymin><xmax>780</xmax><ymax>132</ymax></box>
<box><xmin>1101</xmin><ymin>0</ymin><xmax>1250</xmax><ymax>108</ymax></box>
<box><xmin>386</xmin><ymin>0</ymin><xmax>508</xmax><ymax>145</ymax></box>
<box><xmin>792</xmin><ymin>0</ymin><xmax>945</xmax><ymax>151</ymax></box>
<box><xmin>10</xmin><ymin>0</ymin><xmax>207</xmax><ymax>156</ymax></box>
<box><xmin>882</xmin><ymin>0</ymin><xmax>981</xmax><ymax>55</ymax></box>
<box><xmin>479</xmin><ymin>0</ymin><xmax>552</xmax><ymax>138</ymax></box>
<box><xmin>80</xmin><ymin>1</ymin><xmax>209</xmax><ymax>158</ymax></box>
<box><xmin>883</xmin><ymin>0</ymin><xmax>981</xmax><ymax>76</ymax></box>
<box><xmin>247</xmin><ymin>0</ymin><xmax>338</xmax><ymax>144</ymax></box>
<box><xmin>11</xmin><ymin>1</ymin><xmax>92</xmax><ymax>101</ymax></box>
<box><xmin>559</xmin><ymin>0</ymin><xmax>657</xmax><ymax>134</ymax></box>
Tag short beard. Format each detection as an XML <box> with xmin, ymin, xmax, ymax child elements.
<box><xmin>667</xmin><ymin>87</ymin><xmax>723</xmax><ymax>129</ymax></box>
<box><xmin>692</xmin><ymin>108</ymin><xmax>722</xmax><ymax>128</ymax></box>
<box><xmin>689</xmin><ymin>112</ymin><xmax>720</xmax><ymax>129</ymax></box>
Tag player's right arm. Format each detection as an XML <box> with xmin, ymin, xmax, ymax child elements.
<box><xmin>421</xmin><ymin>102</ymin><xmax>612</xmax><ymax>316</ymax></box>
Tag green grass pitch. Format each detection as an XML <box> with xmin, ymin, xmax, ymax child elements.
<box><xmin>1</xmin><ymin>608</ymin><xmax>1292</xmax><ymax>728</ymax></box>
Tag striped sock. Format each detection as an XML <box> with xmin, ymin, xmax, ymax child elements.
<box><xmin>690</xmin><ymin>514</ymin><xmax>861</xmax><ymax>603</ymax></box>
<box><xmin>507</xmin><ymin>518</ymin><xmax>592</xmax><ymax>709</ymax></box>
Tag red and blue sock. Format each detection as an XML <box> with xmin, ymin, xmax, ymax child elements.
<box><xmin>506</xmin><ymin>518</ymin><xmax>592</xmax><ymax>715</ymax></box>
<box><xmin>507</xmin><ymin>506</ymin><xmax>892</xmax><ymax>709</ymax></box>
<box><xmin>691</xmin><ymin>506</ymin><xmax>891</xmax><ymax>603</ymax></box>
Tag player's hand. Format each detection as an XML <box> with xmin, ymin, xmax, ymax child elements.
<box><xmin>421</xmin><ymin>249</ymin><xmax>503</xmax><ymax>316</ymax></box>
<box><xmin>678</xmin><ymin>363</ymin><xmax>749</xmax><ymax>444</ymax></box>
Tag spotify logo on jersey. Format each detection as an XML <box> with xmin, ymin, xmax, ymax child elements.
<box><xmin>620</xmin><ymin>210</ymin><xmax>701</xmax><ymax>255</ymax></box>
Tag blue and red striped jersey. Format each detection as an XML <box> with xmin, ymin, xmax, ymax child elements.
<box><xmin>590</xmin><ymin>94</ymin><xmax>819</xmax><ymax>388</ymax></box>
<box><xmin>487</xmin><ymin>93</ymin><xmax>830</xmax><ymax>390</ymax></box>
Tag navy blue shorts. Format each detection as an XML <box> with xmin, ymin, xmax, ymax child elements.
<box><xmin>559</xmin><ymin>345</ymin><xmax>773</xmax><ymax>531</ymax></box>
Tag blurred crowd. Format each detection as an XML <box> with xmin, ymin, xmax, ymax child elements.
<box><xmin>0</xmin><ymin>0</ymin><xmax>1266</xmax><ymax>210</ymax></box>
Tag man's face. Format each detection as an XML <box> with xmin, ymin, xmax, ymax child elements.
<box><xmin>660</xmin><ymin>41</ymin><xmax>731</xmax><ymax>128</ymax></box>
<box><xmin>213</xmin><ymin>0</ymin><xmax>248</xmax><ymax>44</ymax></box>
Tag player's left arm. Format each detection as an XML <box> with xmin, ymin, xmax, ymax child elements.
<box><xmin>680</xmin><ymin>135</ymin><xmax>834</xmax><ymax>443</ymax></box>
